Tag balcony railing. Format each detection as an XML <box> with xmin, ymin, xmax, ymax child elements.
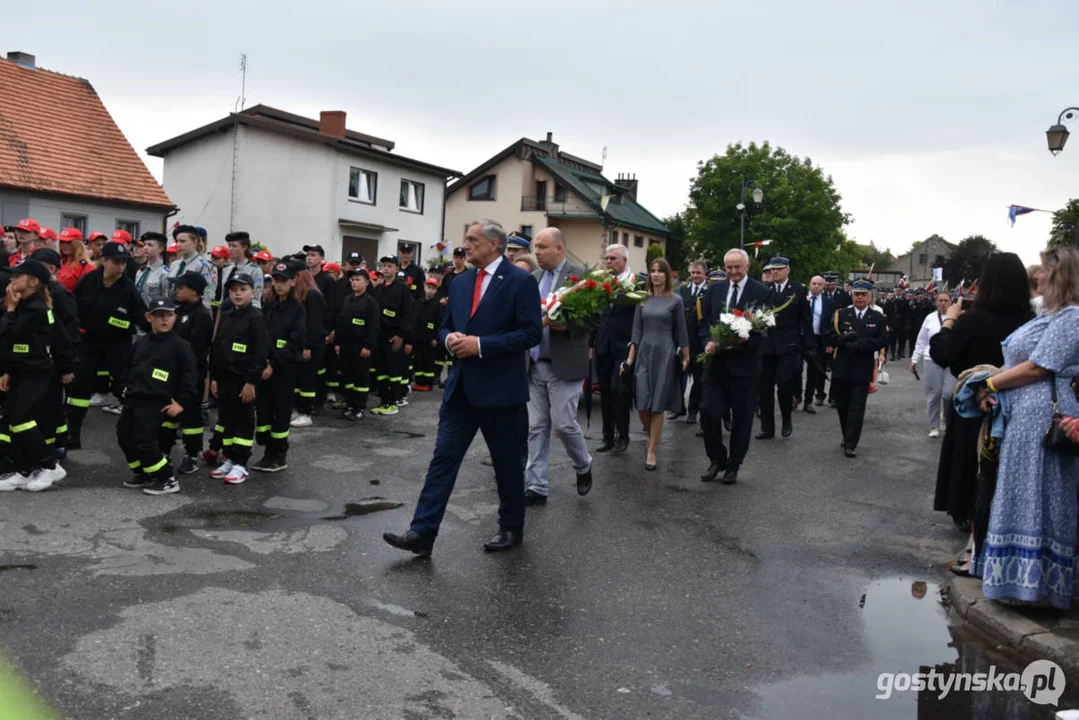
<box><xmin>520</xmin><ymin>196</ymin><xmax>596</xmax><ymax>215</ymax></box>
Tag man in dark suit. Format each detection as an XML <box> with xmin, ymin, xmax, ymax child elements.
<box><xmin>594</xmin><ymin>243</ymin><xmax>635</xmax><ymax>454</ymax></box>
<box><xmin>803</xmin><ymin>275</ymin><xmax>834</xmax><ymax>410</ymax></box>
<box><xmin>823</xmin><ymin>272</ymin><xmax>851</xmax><ymax>309</ymax></box>
<box><xmin>758</xmin><ymin>256</ymin><xmax>813</xmax><ymax>439</ymax></box>
<box><xmin>384</xmin><ymin>220</ymin><xmax>542</xmax><ymax>555</ymax></box>
<box><xmin>698</xmin><ymin>248</ymin><xmax>771</xmax><ymax>485</ymax></box>
<box><xmin>524</xmin><ymin>228</ymin><xmax>593</xmax><ymax>505</ymax></box>
<box><xmin>824</xmin><ymin>280</ymin><xmax>888</xmax><ymax>458</ymax></box>
<box><xmin>673</xmin><ymin>259</ymin><xmax>709</xmax><ymax>423</ymax></box>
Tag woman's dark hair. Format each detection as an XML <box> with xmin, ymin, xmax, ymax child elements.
<box><xmin>646</xmin><ymin>258</ymin><xmax>674</xmax><ymax>297</ymax></box>
<box><xmin>974</xmin><ymin>252</ymin><xmax>1030</xmax><ymax>315</ymax></box>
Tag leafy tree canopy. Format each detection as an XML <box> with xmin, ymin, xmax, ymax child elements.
<box><xmin>1049</xmin><ymin>198</ymin><xmax>1079</xmax><ymax>249</ymax></box>
<box><xmin>942</xmin><ymin>235</ymin><xmax>997</xmax><ymax>286</ymax></box>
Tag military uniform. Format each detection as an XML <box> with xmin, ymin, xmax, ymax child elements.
<box><xmin>167</xmin><ymin>250</ymin><xmax>217</xmax><ymax>310</ymax></box>
<box><xmin>758</xmin><ymin>257</ymin><xmax>813</xmax><ymax>438</ymax></box>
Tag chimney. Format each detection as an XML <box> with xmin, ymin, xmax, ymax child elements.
<box><xmin>319</xmin><ymin>110</ymin><xmax>347</xmax><ymax>139</ymax></box>
<box><xmin>7</xmin><ymin>51</ymin><xmax>36</xmax><ymax>70</ymax></box>
<box><xmin>541</xmin><ymin>131</ymin><xmax>559</xmax><ymax>159</ymax></box>
<box><xmin>617</xmin><ymin>173</ymin><xmax>639</xmax><ymax>202</ymax></box>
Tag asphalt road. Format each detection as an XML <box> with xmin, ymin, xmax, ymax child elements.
<box><xmin>0</xmin><ymin>367</ymin><xmax>1068</xmax><ymax>718</ymax></box>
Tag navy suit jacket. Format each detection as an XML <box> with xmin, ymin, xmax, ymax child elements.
<box><xmin>440</xmin><ymin>257</ymin><xmax>542</xmax><ymax>409</ymax></box>
<box><xmin>698</xmin><ymin>277</ymin><xmax>771</xmax><ymax>379</ymax></box>
<box><xmin>808</xmin><ymin>292</ymin><xmax>835</xmax><ymax>340</ymax></box>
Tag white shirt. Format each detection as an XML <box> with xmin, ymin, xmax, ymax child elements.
<box><xmin>911</xmin><ymin>310</ymin><xmax>946</xmax><ymax>366</ymax></box>
<box><xmin>808</xmin><ymin>292</ymin><xmax>823</xmax><ymax>335</ymax></box>
<box><xmin>775</xmin><ymin>281</ymin><xmax>788</xmax><ymax>295</ymax></box>
<box><xmin>446</xmin><ymin>255</ymin><xmax>504</xmax><ymax>358</ymax></box>
<box><xmin>725</xmin><ymin>279</ymin><xmax>744</xmax><ymax>310</ymax></box>
<box><xmin>689</xmin><ymin>282</ymin><xmax>706</xmax><ymax>298</ymax></box>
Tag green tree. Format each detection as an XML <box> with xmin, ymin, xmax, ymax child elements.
<box><xmin>661</xmin><ymin>210</ymin><xmax>691</xmax><ymax>272</ymax></box>
<box><xmin>645</xmin><ymin>241</ymin><xmax>665</xmax><ymax>265</ymax></box>
<box><xmin>942</xmin><ymin>235</ymin><xmax>997</xmax><ymax>286</ymax></box>
<box><xmin>860</xmin><ymin>241</ymin><xmax>894</xmax><ymax>269</ymax></box>
<box><xmin>686</xmin><ymin>141</ymin><xmax>850</xmax><ymax>280</ymax></box>
<box><xmin>1049</xmin><ymin>198</ymin><xmax>1079</xmax><ymax>249</ymax></box>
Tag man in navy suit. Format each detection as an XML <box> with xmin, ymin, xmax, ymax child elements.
<box><xmin>802</xmin><ymin>275</ymin><xmax>834</xmax><ymax>410</ymax></box>
<box><xmin>384</xmin><ymin>220</ymin><xmax>542</xmax><ymax>555</ymax></box>
<box><xmin>697</xmin><ymin>249</ymin><xmax>771</xmax><ymax>485</ymax></box>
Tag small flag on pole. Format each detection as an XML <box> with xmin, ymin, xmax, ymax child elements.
<box><xmin>1008</xmin><ymin>204</ymin><xmax>1047</xmax><ymax>226</ymax></box>
<box><xmin>967</xmin><ymin>279</ymin><xmax>978</xmax><ymax>295</ymax></box>
<box><xmin>751</xmin><ymin>239</ymin><xmax>771</xmax><ymax>258</ymax></box>
<box><xmin>925</xmin><ymin>279</ymin><xmax>936</xmax><ymax>293</ymax></box>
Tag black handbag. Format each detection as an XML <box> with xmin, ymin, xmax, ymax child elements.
<box><xmin>1042</xmin><ymin>374</ymin><xmax>1079</xmax><ymax>456</ymax></box>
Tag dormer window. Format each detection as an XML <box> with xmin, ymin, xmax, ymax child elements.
<box><xmin>468</xmin><ymin>175</ymin><xmax>496</xmax><ymax>200</ymax></box>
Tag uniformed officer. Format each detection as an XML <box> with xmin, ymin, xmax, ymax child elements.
<box><xmin>823</xmin><ymin>272</ymin><xmax>851</xmax><ymax>309</ymax></box>
<box><xmin>117</xmin><ymin>298</ymin><xmax>198</xmax><ymax>495</ymax></box>
<box><xmin>168</xmin><ymin>272</ymin><xmax>214</xmax><ymax>475</ymax></box>
<box><xmin>505</xmin><ymin>234</ymin><xmax>531</xmax><ymax>264</ymax></box>
<box><xmin>758</xmin><ymin>256</ymin><xmax>813</xmax><ymax>439</ymax></box>
<box><xmin>370</xmin><ymin>255</ymin><xmax>413</xmax><ymax>415</ymax></box>
<box><xmin>134</xmin><ymin>232</ymin><xmax>170</xmax><ymax>307</ymax></box>
<box><xmin>396</xmin><ymin>243</ymin><xmax>426</xmax><ymax>300</ymax></box>
<box><xmin>167</xmin><ymin>225</ymin><xmax>217</xmax><ymax>310</ymax></box>
<box><xmin>824</xmin><ymin>279</ymin><xmax>888</xmax><ymax>458</ymax></box>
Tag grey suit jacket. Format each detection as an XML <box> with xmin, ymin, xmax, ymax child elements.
<box><xmin>533</xmin><ymin>260</ymin><xmax>591</xmax><ymax>380</ymax></box>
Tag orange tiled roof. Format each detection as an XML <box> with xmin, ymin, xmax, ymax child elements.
<box><xmin>0</xmin><ymin>57</ymin><xmax>172</xmax><ymax>209</ymax></box>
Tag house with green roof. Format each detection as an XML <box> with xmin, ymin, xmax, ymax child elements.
<box><xmin>444</xmin><ymin>133</ymin><xmax>668</xmax><ymax>271</ymax></box>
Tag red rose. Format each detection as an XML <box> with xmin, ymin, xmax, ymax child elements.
<box><xmin>569</xmin><ymin>275</ymin><xmax>580</xmax><ymax>283</ymax></box>
<box><xmin>602</xmin><ymin>282</ymin><xmax>613</xmax><ymax>293</ymax></box>
<box><xmin>585</xmin><ymin>279</ymin><xmax>597</xmax><ymax>289</ymax></box>
<box><xmin>733</xmin><ymin>309</ymin><xmax>744</xmax><ymax>317</ymax></box>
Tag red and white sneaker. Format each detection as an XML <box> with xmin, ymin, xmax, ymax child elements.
<box><xmin>201</xmin><ymin>448</ymin><xmax>221</xmax><ymax>464</ymax></box>
<box><xmin>223</xmin><ymin>464</ymin><xmax>249</xmax><ymax>485</ymax></box>
<box><xmin>209</xmin><ymin>459</ymin><xmax>235</xmax><ymax>479</ymax></box>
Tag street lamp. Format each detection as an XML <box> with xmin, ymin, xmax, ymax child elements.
<box><xmin>1046</xmin><ymin>107</ymin><xmax>1079</xmax><ymax>155</ymax></box>
<box><xmin>740</xmin><ymin>179</ymin><xmax>764</xmax><ymax>249</ymax></box>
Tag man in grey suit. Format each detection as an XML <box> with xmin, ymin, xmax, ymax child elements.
<box><xmin>524</xmin><ymin>227</ymin><xmax>594</xmax><ymax>505</ymax></box>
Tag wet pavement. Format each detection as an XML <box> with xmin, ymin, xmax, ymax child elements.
<box><xmin>1</xmin><ymin>370</ymin><xmax>1076</xmax><ymax>718</ymax></box>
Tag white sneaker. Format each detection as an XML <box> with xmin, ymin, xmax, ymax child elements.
<box><xmin>88</xmin><ymin>392</ymin><xmax>108</xmax><ymax>407</ymax></box>
<box><xmin>290</xmin><ymin>414</ymin><xmax>313</xmax><ymax>428</ymax></box>
<box><xmin>0</xmin><ymin>472</ymin><xmax>30</xmax><ymax>491</ymax></box>
<box><xmin>209</xmin><ymin>460</ymin><xmax>235</xmax><ymax>479</ymax></box>
<box><xmin>224</xmin><ymin>464</ymin><xmax>249</xmax><ymax>485</ymax></box>
<box><xmin>928</xmin><ymin>428</ymin><xmax>940</xmax><ymax>438</ymax></box>
<box><xmin>102</xmin><ymin>403</ymin><xmax>122</xmax><ymax>415</ymax></box>
<box><xmin>26</xmin><ymin>465</ymin><xmax>66</xmax><ymax>492</ymax></box>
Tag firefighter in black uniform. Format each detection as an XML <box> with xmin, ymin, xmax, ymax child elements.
<box><xmin>370</xmin><ymin>256</ymin><xmax>413</xmax><ymax>416</ymax></box>
<box><xmin>824</xmin><ymin>280</ymin><xmax>888</xmax><ymax>458</ymax></box>
<box><xmin>0</xmin><ymin>260</ymin><xmax>75</xmax><ymax>492</ymax></box>
<box><xmin>335</xmin><ymin>268</ymin><xmax>380</xmax><ymax>421</ymax></box>
<box><xmin>302</xmin><ymin>245</ymin><xmax>339</xmax><ymax>409</ymax></box>
<box><xmin>66</xmin><ymin>242</ymin><xmax>148</xmax><ymax>448</ymax></box>
<box><xmin>208</xmin><ymin>272</ymin><xmax>270</xmax><ymax>485</ymax></box>
<box><xmin>758</xmin><ymin>256</ymin><xmax>813</xmax><ymax>439</ymax></box>
<box><xmin>167</xmin><ymin>272</ymin><xmax>214</xmax><ymax>475</ymax></box>
<box><xmin>397</xmin><ymin>243</ymin><xmax>426</xmax><ymax>300</ymax></box>
<box><xmin>411</xmin><ymin>277</ymin><xmax>442</xmax><ymax>391</ymax></box>
<box><xmin>252</xmin><ymin>262</ymin><xmax>306</xmax><ymax>473</ymax></box>
<box><xmin>117</xmin><ymin>298</ymin><xmax>198</xmax><ymax>495</ymax></box>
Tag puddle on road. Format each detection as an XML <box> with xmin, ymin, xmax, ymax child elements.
<box><xmin>751</xmin><ymin>577</ymin><xmax>1079</xmax><ymax>719</ymax></box>
<box><xmin>0</xmin><ymin>564</ymin><xmax>37</xmax><ymax>572</ymax></box>
<box><xmin>153</xmin><ymin>498</ymin><xmax>405</xmax><ymax>534</ymax></box>
<box><xmin>323</xmin><ymin>499</ymin><xmax>405</xmax><ymax>521</ymax></box>
<box><xmin>158</xmin><ymin>508</ymin><xmax>286</xmax><ymax>533</ymax></box>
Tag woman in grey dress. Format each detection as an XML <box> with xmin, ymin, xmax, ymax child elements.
<box><xmin>625</xmin><ymin>258</ymin><xmax>690</xmax><ymax>471</ymax></box>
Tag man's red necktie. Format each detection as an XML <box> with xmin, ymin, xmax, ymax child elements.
<box><xmin>470</xmin><ymin>268</ymin><xmax>487</xmax><ymax>318</ymax></box>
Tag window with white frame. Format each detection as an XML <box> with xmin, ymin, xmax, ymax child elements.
<box><xmin>399</xmin><ymin>179</ymin><xmax>425</xmax><ymax>214</ymax></box>
<box><xmin>116</xmin><ymin>219</ymin><xmax>140</xmax><ymax>238</ymax></box>
<box><xmin>348</xmin><ymin>167</ymin><xmax>377</xmax><ymax>204</ymax></box>
<box><xmin>61</xmin><ymin>213</ymin><xmax>87</xmax><ymax>235</ymax></box>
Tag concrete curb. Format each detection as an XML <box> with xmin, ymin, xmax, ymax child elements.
<box><xmin>949</xmin><ymin>575</ymin><xmax>1079</xmax><ymax>680</ymax></box>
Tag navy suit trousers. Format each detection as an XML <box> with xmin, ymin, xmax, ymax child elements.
<box><xmin>410</xmin><ymin>385</ymin><xmax>526</xmax><ymax>538</ymax></box>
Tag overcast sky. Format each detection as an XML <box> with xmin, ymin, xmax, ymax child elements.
<box><xmin>9</xmin><ymin>0</ymin><xmax>1077</xmax><ymax>264</ymax></box>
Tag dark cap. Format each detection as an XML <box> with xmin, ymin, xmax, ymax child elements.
<box><xmin>346</xmin><ymin>251</ymin><xmax>364</xmax><ymax>264</ymax></box>
<box><xmin>302</xmin><ymin>244</ymin><xmax>325</xmax><ymax>256</ymax></box>
<box><xmin>139</xmin><ymin>231</ymin><xmax>168</xmax><ymax>245</ymax></box>
<box><xmin>226</xmin><ymin>272</ymin><xmax>257</xmax><ymax>289</ymax></box>
<box><xmin>397</xmin><ymin>243</ymin><xmax>414</xmax><ymax>253</ymax></box>
<box><xmin>102</xmin><ymin>242</ymin><xmax>132</xmax><ymax>260</ymax></box>
<box><xmin>172</xmin><ymin>224</ymin><xmax>199</xmax><ymax>240</ymax></box>
<box><xmin>225</xmin><ymin>231</ymin><xmax>251</xmax><ymax>245</ymax></box>
<box><xmin>379</xmin><ymin>255</ymin><xmax>398</xmax><ymax>265</ymax></box>
<box><xmin>173</xmin><ymin>271</ymin><xmax>207</xmax><ymax>295</ymax></box>
<box><xmin>452</xmin><ymin>247</ymin><xmax>466</xmax><ymax>257</ymax></box>
<box><xmin>271</xmin><ymin>261</ymin><xmax>296</xmax><ymax>279</ymax></box>
<box><xmin>148</xmin><ymin>298</ymin><xmax>177</xmax><ymax>313</ymax></box>
<box><xmin>851</xmin><ymin>279</ymin><xmax>874</xmax><ymax>292</ymax></box>
<box><xmin>506</xmin><ymin>234</ymin><xmax>531</xmax><ymax>250</ymax></box>
<box><xmin>347</xmin><ymin>268</ymin><xmax>371</xmax><ymax>281</ymax></box>
<box><xmin>768</xmin><ymin>256</ymin><xmax>790</xmax><ymax>267</ymax></box>
<box><xmin>29</xmin><ymin>248</ymin><xmax>62</xmax><ymax>267</ymax></box>
<box><xmin>11</xmin><ymin>259</ymin><xmax>51</xmax><ymax>284</ymax></box>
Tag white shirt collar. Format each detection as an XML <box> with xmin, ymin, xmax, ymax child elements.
<box><xmin>482</xmin><ymin>256</ymin><xmax>503</xmax><ymax>275</ymax></box>
<box><xmin>616</xmin><ymin>267</ymin><xmax>633</xmax><ymax>283</ymax></box>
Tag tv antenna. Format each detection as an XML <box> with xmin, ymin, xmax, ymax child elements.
<box><xmin>235</xmin><ymin>53</ymin><xmax>248</xmax><ymax>113</ymax></box>
<box><xmin>601</xmin><ymin>145</ymin><xmax>608</xmax><ymax>169</ymax></box>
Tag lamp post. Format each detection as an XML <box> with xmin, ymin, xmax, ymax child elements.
<box><xmin>1046</xmin><ymin>107</ymin><xmax>1079</xmax><ymax>155</ymax></box>
<box><xmin>738</xmin><ymin>179</ymin><xmax>764</xmax><ymax>249</ymax></box>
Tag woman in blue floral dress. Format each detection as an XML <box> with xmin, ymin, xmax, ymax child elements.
<box><xmin>973</xmin><ymin>247</ymin><xmax>1079</xmax><ymax>608</ymax></box>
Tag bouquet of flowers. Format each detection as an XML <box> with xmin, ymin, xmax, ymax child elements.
<box><xmin>544</xmin><ymin>268</ymin><xmax>646</xmax><ymax>324</ymax></box>
<box><xmin>697</xmin><ymin>295</ymin><xmax>793</xmax><ymax>362</ymax></box>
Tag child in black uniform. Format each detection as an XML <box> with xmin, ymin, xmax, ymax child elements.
<box><xmin>335</xmin><ymin>268</ymin><xmax>380</xmax><ymax>421</ymax></box>
<box><xmin>411</xmin><ymin>277</ymin><xmax>442</xmax><ymax>391</ymax></box>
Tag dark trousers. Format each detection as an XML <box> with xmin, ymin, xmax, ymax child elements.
<box><xmin>409</xmin><ymin>387</ymin><xmax>526</xmax><ymax>538</ymax></box>
<box><xmin>907</xmin><ymin>328</ymin><xmax>919</xmax><ymax>358</ymax></box>
<box><xmin>295</xmin><ymin>344</ymin><xmax>325</xmax><ymax>414</ymax></box>
<box><xmin>118</xmin><ymin>399</ymin><xmax>173</xmax><ymax>480</ymax></box>
<box><xmin>320</xmin><ymin>341</ymin><xmax>338</xmax><ymax>402</ymax></box>
<box><xmin>44</xmin><ymin>372</ymin><xmax>67</xmax><ymax>451</ymax></box>
<box><xmin>832</xmin><ymin>378</ymin><xmax>870</xmax><ymax>450</ymax></box>
<box><xmin>804</xmin><ymin>335</ymin><xmax>828</xmax><ymax>403</ymax></box>
<box><xmin>759</xmin><ymin>353</ymin><xmax>798</xmax><ymax>433</ymax></box>
<box><xmin>340</xmin><ymin>346</ymin><xmax>372</xmax><ymax>410</ymax></box>
<box><xmin>374</xmin><ymin>337</ymin><xmax>407</xmax><ymax>406</ymax></box>
<box><xmin>216</xmin><ymin>378</ymin><xmax>255</xmax><ymax>466</ymax></box>
<box><xmin>888</xmin><ymin>325</ymin><xmax>902</xmax><ymax>358</ymax></box>
<box><xmin>256</xmin><ymin>363</ymin><xmax>298</xmax><ymax>458</ymax></box>
<box><xmin>4</xmin><ymin>373</ymin><xmax>54</xmax><ymax>474</ymax></box>
<box><xmin>413</xmin><ymin>341</ymin><xmax>437</xmax><ymax>386</ymax></box>
<box><xmin>700</xmin><ymin>373</ymin><xmax>755</xmax><ymax>472</ymax></box>
<box><xmin>596</xmin><ymin>352</ymin><xmax>629</xmax><ymax>442</ymax></box>
<box><xmin>66</xmin><ymin>339</ymin><xmax>129</xmax><ymax>441</ymax></box>
<box><xmin>172</xmin><ymin>376</ymin><xmax>206</xmax><ymax>456</ymax></box>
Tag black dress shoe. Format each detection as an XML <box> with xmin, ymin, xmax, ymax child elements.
<box><xmin>781</xmin><ymin>421</ymin><xmax>793</xmax><ymax>438</ymax></box>
<box><xmin>695</xmin><ymin>429</ymin><xmax>705</xmax><ymax>438</ymax></box>
<box><xmin>484</xmin><ymin>529</ymin><xmax>522</xmax><ymax>552</ymax></box>
<box><xmin>814</xmin><ymin>397</ymin><xmax>825</xmax><ymax>406</ymax></box>
<box><xmin>844</xmin><ymin>447</ymin><xmax>857</xmax><ymax>458</ymax></box>
<box><xmin>721</xmin><ymin>470</ymin><xmax>738</xmax><ymax>485</ymax></box>
<box><xmin>596</xmin><ymin>439</ymin><xmax>615</xmax><ymax>453</ymax></box>
<box><xmin>612</xmin><ymin>436</ymin><xmax>629</xmax><ymax>454</ymax></box>
<box><xmin>686</xmin><ymin>413</ymin><xmax>698</xmax><ymax>425</ymax></box>
<box><xmin>827</xmin><ymin>398</ymin><xmax>837</xmax><ymax>408</ymax></box>
<box><xmin>755</xmin><ymin>431</ymin><xmax>775</xmax><ymax>440</ymax></box>
<box><xmin>576</xmin><ymin>467</ymin><xmax>593</xmax><ymax>495</ymax></box>
<box><xmin>383</xmin><ymin>530</ymin><xmax>434</xmax><ymax>557</ymax></box>
<box><xmin>700</xmin><ymin>462</ymin><xmax>724</xmax><ymax>481</ymax></box>
<box><xmin>524</xmin><ymin>489</ymin><xmax>547</xmax><ymax>506</ymax></box>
